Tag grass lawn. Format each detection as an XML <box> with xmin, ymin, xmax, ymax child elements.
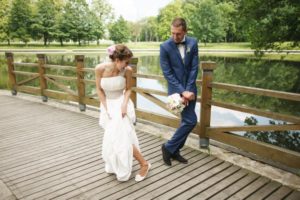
<box><xmin>0</xmin><ymin>42</ymin><xmax>259</xmax><ymax>49</ymax></box>
<box><xmin>1</xmin><ymin>41</ymin><xmax>298</xmax><ymax>50</ymax></box>
<box><xmin>201</xmin><ymin>53</ymin><xmax>300</xmax><ymax>62</ymax></box>
<box><xmin>1</xmin><ymin>42</ymin><xmax>299</xmax><ymax>61</ymax></box>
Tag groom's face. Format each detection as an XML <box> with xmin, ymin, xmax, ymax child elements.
<box><xmin>171</xmin><ymin>26</ymin><xmax>186</xmax><ymax>44</ymax></box>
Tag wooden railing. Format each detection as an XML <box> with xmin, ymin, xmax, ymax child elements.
<box><xmin>5</xmin><ymin>52</ymin><xmax>300</xmax><ymax>171</ymax></box>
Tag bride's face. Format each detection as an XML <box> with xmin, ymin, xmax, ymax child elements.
<box><xmin>115</xmin><ymin>58</ymin><xmax>130</xmax><ymax>71</ymax></box>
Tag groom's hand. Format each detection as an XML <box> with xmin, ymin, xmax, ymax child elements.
<box><xmin>182</xmin><ymin>91</ymin><xmax>195</xmax><ymax>101</ymax></box>
<box><xmin>182</xmin><ymin>96</ymin><xmax>189</xmax><ymax>106</ymax></box>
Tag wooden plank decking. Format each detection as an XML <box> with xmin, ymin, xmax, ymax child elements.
<box><xmin>0</xmin><ymin>95</ymin><xmax>299</xmax><ymax>200</ymax></box>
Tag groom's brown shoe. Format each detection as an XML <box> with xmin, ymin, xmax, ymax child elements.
<box><xmin>161</xmin><ymin>144</ymin><xmax>172</xmax><ymax>166</ymax></box>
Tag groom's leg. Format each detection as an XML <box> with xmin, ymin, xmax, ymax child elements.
<box><xmin>164</xmin><ymin>100</ymin><xmax>197</xmax><ymax>154</ymax></box>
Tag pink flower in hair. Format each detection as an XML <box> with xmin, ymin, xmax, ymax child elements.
<box><xmin>107</xmin><ymin>45</ymin><xmax>116</xmax><ymax>56</ymax></box>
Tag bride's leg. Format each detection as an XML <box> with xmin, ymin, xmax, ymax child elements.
<box><xmin>133</xmin><ymin>145</ymin><xmax>149</xmax><ymax>176</ymax></box>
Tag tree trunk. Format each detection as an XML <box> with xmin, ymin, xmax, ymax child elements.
<box><xmin>44</xmin><ymin>35</ymin><xmax>47</xmax><ymax>46</ymax></box>
<box><xmin>60</xmin><ymin>38</ymin><xmax>63</xmax><ymax>46</ymax></box>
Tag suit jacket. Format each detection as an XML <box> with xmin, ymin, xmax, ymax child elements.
<box><xmin>160</xmin><ymin>36</ymin><xmax>199</xmax><ymax>96</ymax></box>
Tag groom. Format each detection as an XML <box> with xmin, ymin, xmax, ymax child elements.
<box><xmin>160</xmin><ymin>17</ymin><xmax>199</xmax><ymax>166</ymax></box>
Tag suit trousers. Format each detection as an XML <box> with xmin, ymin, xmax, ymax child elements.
<box><xmin>165</xmin><ymin>99</ymin><xmax>197</xmax><ymax>154</ymax></box>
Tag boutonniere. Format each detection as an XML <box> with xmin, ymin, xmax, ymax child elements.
<box><xmin>186</xmin><ymin>46</ymin><xmax>191</xmax><ymax>54</ymax></box>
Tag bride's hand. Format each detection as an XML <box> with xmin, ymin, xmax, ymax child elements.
<box><xmin>105</xmin><ymin>109</ymin><xmax>112</xmax><ymax>119</ymax></box>
<box><xmin>121</xmin><ymin>103</ymin><xmax>127</xmax><ymax>118</ymax></box>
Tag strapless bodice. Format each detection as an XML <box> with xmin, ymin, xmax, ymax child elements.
<box><xmin>101</xmin><ymin>76</ymin><xmax>126</xmax><ymax>99</ymax></box>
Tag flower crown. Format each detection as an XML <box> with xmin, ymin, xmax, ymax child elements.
<box><xmin>107</xmin><ymin>45</ymin><xmax>116</xmax><ymax>56</ymax></box>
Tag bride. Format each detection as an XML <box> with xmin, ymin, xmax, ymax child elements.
<box><xmin>95</xmin><ymin>44</ymin><xmax>151</xmax><ymax>182</ymax></box>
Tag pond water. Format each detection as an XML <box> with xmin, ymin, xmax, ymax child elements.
<box><xmin>0</xmin><ymin>52</ymin><xmax>299</xmax><ymax>152</ymax></box>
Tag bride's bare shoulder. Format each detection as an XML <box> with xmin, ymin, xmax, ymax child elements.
<box><xmin>125</xmin><ymin>66</ymin><xmax>133</xmax><ymax>73</ymax></box>
<box><xmin>95</xmin><ymin>63</ymin><xmax>106</xmax><ymax>72</ymax></box>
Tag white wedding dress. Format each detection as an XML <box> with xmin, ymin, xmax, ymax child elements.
<box><xmin>99</xmin><ymin>71</ymin><xmax>140</xmax><ymax>181</ymax></box>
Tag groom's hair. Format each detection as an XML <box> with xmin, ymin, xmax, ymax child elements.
<box><xmin>171</xmin><ymin>17</ymin><xmax>187</xmax><ymax>31</ymax></box>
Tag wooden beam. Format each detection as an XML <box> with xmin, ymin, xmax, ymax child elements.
<box><xmin>210</xmin><ymin>100</ymin><xmax>300</xmax><ymax>124</ymax></box>
<box><xmin>44</xmin><ymin>64</ymin><xmax>76</xmax><ymax>71</ymax></box>
<box><xmin>208</xmin><ymin>131</ymin><xmax>300</xmax><ymax>169</ymax></box>
<box><xmin>13</xmin><ymin>71</ymin><xmax>39</xmax><ymax>76</ymax></box>
<box><xmin>17</xmin><ymin>85</ymin><xmax>40</xmax><ymax>95</ymax></box>
<box><xmin>17</xmin><ymin>74</ymin><xmax>40</xmax><ymax>86</ymax></box>
<box><xmin>46</xmin><ymin>74</ymin><xmax>77</xmax><ymax>81</ymax></box>
<box><xmin>138</xmin><ymin>91</ymin><xmax>179</xmax><ymax>118</ymax></box>
<box><xmin>133</xmin><ymin>87</ymin><xmax>167</xmax><ymax>97</ymax></box>
<box><xmin>13</xmin><ymin>62</ymin><xmax>39</xmax><ymax>67</ymax></box>
<box><xmin>43</xmin><ymin>89</ymin><xmax>78</xmax><ymax>102</ymax></box>
<box><xmin>136</xmin><ymin>109</ymin><xmax>180</xmax><ymax>128</ymax></box>
<box><xmin>208</xmin><ymin>124</ymin><xmax>300</xmax><ymax>134</ymax></box>
<box><xmin>82</xmin><ymin>97</ymin><xmax>99</xmax><ymax>107</ymax></box>
<box><xmin>44</xmin><ymin>76</ymin><xmax>77</xmax><ymax>96</ymax></box>
<box><xmin>134</xmin><ymin>73</ymin><xmax>165</xmax><ymax>81</ymax></box>
<box><xmin>82</xmin><ymin>79</ymin><xmax>95</xmax><ymax>84</ymax></box>
<box><xmin>211</xmin><ymin>82</ymin><xmax>300</xmax><ymax>102</ymax></box>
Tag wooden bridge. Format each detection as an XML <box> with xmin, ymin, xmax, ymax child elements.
<box><xmin>1</xmin><ymin>52</ymin><xmax>300</xmax><ymax>199</ymax></box>
<box><xmin>0</xmin><ymin>94</ymin><xmax>299</xmax><ymax>200</ymax></box>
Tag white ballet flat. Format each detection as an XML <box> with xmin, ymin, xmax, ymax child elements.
<box><xmin>135</xmin><ymin>163</ymin><xmax>151</xmax><ymax>182</ymax></box>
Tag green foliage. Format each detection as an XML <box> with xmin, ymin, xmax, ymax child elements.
<box><xmin>239</xmin><ymin>0</ymin><xmax>300</xmax><ymax>50</ymax></box>
<box><xmin>184</xmin><ymin>0</ymin><xmax>226</xmax><ymax>45</ymax></box>
<box><xmin>109</xmin><ymin>16</ymin><xmax>130</xmax><ymax>43</ymax></box>
<box><xmin>0</xmin><ymin>0</ymin><xmax>11</xmax><ymax>44</ymax></box>
<box><xmin>138</xmin><ymin>17</ymin><xmax>159</xmax><ymax>42</ymax></box>
<box><xmin>90</xmin><ymin>0</ymin><xmax>111</xmax><ymax>43</ymax></box>
<box><xmin>31</xmin><ymin>0</ymin><xmax>57</xmax><ymax>45</ymax></box>
<box><xmin>60</xmin><ymin>0</ymin><xmax>93</xmax><ymax>45</ymax></box>
<box><xmin>90</xmin><ymin>0</ymin><xmax>113</xmax><ymax>25</ymax></box>
<box><xmin>9</xmin><ymin>0</ymin><xmax>33</xmax><ymax>44</ymax></box>
<box><xmin>1</xmin><ymin>0</ymin><xmax>299</xmax><ymax>48</ymax></box>
<box><xmin>157</xmin><ymin>0</ymin><xmax>184</xmax><ymax>41</ymax></box>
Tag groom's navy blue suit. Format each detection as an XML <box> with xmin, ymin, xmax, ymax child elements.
<box><xmin>160</xmin><ymin>36</ymin><xmax>199</xmax><ymax>155</ymax></box>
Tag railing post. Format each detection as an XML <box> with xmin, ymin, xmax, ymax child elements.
<box><xmin>5</xmin><ymin>52</ymin><xmax>17</xmax><ymax>95</ymax></box>
<box><xmin>130</xmin><ymin>57</ymin><xmax>138</xmax><ymax>109</ymax></box>
<box><xmin>37</xmin><ymin>54</ymin><xmax>48</xmax><ymax>102</ymax></box>
<box><xmin>75</xmin><ymin>55</ymin><xmax>86</xmax><ymax>111</ymax></box>
<box><xmin>199</xmin><ymin>61</ymin><xmax>216</xmax><ymax>148</ymax></box>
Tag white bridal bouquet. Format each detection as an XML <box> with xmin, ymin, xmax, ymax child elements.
<box><xmin>166</xmin><ymin>93</ymin><xmax>186</xmax><ymax>115</ymax></box>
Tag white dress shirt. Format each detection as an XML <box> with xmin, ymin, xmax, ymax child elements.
<box><xmin>177</xmin><ymin>36</ymin><xmax>186</xmax><ymax>61</ymax></box>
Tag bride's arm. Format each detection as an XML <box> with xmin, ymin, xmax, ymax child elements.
<box><xmin>95</xmin><ymin>64</ymin><xmax>108</xmax><ymax>112</ymax></box>
<box><xmin>121</xmin><ymin>66</ymin><xmax>133</xmax><ymax>117</ymax></box>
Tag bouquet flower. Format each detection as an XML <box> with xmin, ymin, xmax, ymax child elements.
<box><xmin>166</xmin><ymin>93</ymin><xmax>186</xmax><ymax>115</ymax></box>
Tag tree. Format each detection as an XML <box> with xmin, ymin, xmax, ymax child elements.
<box><xmin>90</xmin><ymin>0</ymin><xmax>114</xmax><ymax>25</ymax></box>
<box><xmin>137</xmin><ymin>17</ymin><xmax>159</xmax><ymax>42</ymax></box>
<box><xmin>9</xmin><ymin>0</ymin><xmax>33</xmax><ymax>44</ymax></box>
<box><xmin>109</xmin><ymin>16</ymin><xmax>130</xmax><ymax>43</ymax></box>
<box><xmin>31</xmin><ymin>0</ymin><xmax>57</xmax><ymax>46</ymax></box>
<box><xmin>157</xmin><ymin>0</ymin><xmax>184</xmax><ymax>41</ymax></box>
<box><xmin>217</xmin><ymin>1</ymin><xmax>238</xmax><ymax>42</ymax></box>
<box><xmin>129</xmin><ymin>21</ymin><xmax>142</xmax><ymax>42</ymax></box>
<box><xmin>90</xmin><ymin>0</ymin><xmax>111</xmax><ymax>44</ymax></box>
<box><xmin>239</xmin><ymin>0</ymin><xmax>300</xmax><ymax>50</ymax></box>
<box><xmin>184</xmin><ymin>0</ymin><xmax>226</xmax><ymax>45</ymax></box>
<box><xmin>0</xmin><ymin>0</ymin><xmax>11</xmax><ymax>44</ymax></box>
<box><xmin>61</xmin><ymin>0</ymin><xmax>92</xmax><ymax>45</ymax></box>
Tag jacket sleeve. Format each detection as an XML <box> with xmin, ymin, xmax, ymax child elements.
<box><xmin>186</xmin><ymin>41</ymin><xmax>199</xmax><ymax>92</ymax></box>
<box><xmin>160</xmin><ymin>44</ymin><xmax>185</xmax><ymax>94</ymax></box>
